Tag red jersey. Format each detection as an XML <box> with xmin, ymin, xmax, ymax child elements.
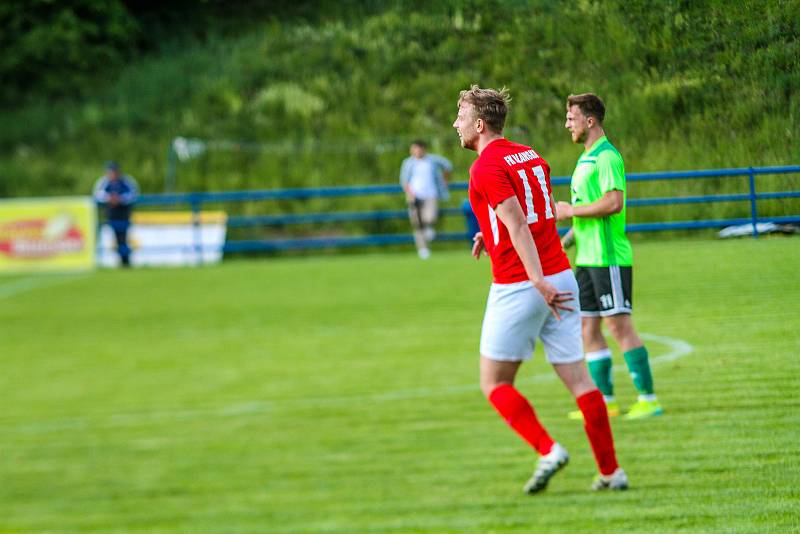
<box><xmin>469</xmin><ymin>138</ymin><xmax>571</xmax><ymax>283</ymax></box>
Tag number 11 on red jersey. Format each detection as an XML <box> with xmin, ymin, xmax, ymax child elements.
<box><xmin>517</xmin><ymin>165</ymin><xmax>553</xmax><ymax>224</ymax></box>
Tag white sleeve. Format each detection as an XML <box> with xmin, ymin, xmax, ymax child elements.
<box><xmin>93</xmin><ymin>177</ymin><xmax>110</xmax><ymax>202</ymax></box>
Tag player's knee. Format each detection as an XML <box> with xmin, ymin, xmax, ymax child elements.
<box><xmin>561</xmin><ymin>372</ymin><xmax>595</xmax><ymax>398</ymax></box>
<box><xmin>571</xmin><ymin>377</ymin><xmax>597</xmax><ymax>398</ymax></box>
<box><xmin>581</xmin><ymin>321</ymin><xmax>593</xmax><ymax>338</ymax></box>
<box><xmin>480</xmin><ymin>378</ymin><xmax>510</xmax><ymax>398</ymax></box>
<box><xmin>554</xmin><ymin>361</ymin><xmax>595</xmax><ymax>397</ymax></box>
<box><xmin>582</xmin><ymin>321</ymin><xmax>603</xmax><ymax>344</ymax></box>
<box><xmin>480</xmin><ymin>379</ymin><xmax>496</xmax><ymax>398</ymax></box>
<box><xmin>604</xmin><ymin>318</ymin><xmax>626</xmax><ymax>339</ymax></box>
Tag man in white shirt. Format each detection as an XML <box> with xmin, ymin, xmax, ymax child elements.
<box><xmin>399</xmin><ymin>140</ymin><xmax>452</xmax><ymax>259</ymax></box>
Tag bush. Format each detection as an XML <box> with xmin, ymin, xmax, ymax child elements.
<box><xmin>0</xmin><ymin>0</ymin><xmax>797</xmax><ymax>226</ymax></box>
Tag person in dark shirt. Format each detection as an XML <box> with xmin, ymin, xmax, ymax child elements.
<box><xmin>93</xmin><ymin>161</ymin><xmax>139</xmax><ymax>267</ymax></box>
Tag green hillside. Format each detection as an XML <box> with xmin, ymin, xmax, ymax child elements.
<box><xmin>1</xmin><ymin>0</ymin><xmax>798</xmax><ymax>213</ymax></box>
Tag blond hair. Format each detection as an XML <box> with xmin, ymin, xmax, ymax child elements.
<box><xmin>458</xmin><ymin>85</ymin><xmax>511</xmax><ymax>133</ymax></box>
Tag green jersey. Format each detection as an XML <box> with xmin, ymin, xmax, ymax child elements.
<box><xmin>570</xmin><ymin>136</ymin><xmax>632</xmax><ymax>266</ymax></box>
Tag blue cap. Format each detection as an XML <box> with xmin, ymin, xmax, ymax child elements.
<box><xmin>105</xmin><ymin>161</ymin><xmax>120</xmax><ymax>171</ymax></box>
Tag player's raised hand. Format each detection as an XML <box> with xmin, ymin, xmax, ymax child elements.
<box><xmin>471</xmin><ymin>232</ymin><xmax>486</xmax><ymax>259</ymax></box>
<box><xmin>533</xmin><ymin>279</ymin><xmax>574</xmax><ymax>320</ymax></box>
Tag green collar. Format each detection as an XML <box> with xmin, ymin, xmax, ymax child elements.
<box><xmin>583</xmin><ymin>135</ymin><xmax>608</xmax><ymax>155</ymax></box>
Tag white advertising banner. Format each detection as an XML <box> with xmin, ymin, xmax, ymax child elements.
<box><xmin>98</xmin><ymin>211</ymin><xmax>227</xmax><ymax>267</ymax></box>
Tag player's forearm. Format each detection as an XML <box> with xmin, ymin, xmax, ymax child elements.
<box><xmin>572</xmin><ymin>191</ymin><xmax>623</xmax><ymax>218</ymax></box>
<box><xmin>572</xmin><ymin>201</ymin><xmax>618</xmax><ymax>218</ymax></box>
<box><xmin>561</xmin><ymin>228</ymin><xmax>575</xmax><ymax>249</ymax></box>
<box><xmin>507</xmin><ymin>222</ymin><xmax>545</xmax><ymax>285</ymax></box>
<box><xmin>119</xmin><ymin>192</ymin><xmax>137</xmax><ymax>204</ymax></box>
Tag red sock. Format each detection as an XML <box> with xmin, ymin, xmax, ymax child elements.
<box><xmin>488</xmin><ymin>384</ymin><xmax>554</xmax><ymax>455</ymax></box>
<box><xmin>577</xmin><ymin>389</ymin><xmax>619</xmax><ymax>475</ymax></box>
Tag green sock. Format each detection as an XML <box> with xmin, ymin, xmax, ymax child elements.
<box><xmin>623</xmin><ymin>346</ymin><xmax>654</xmax><ymax>395</ymax></box>
<box><xmin>586</xmin><ymin>349</ymin><xmax>614</xmax><ymax>398</ymax></box>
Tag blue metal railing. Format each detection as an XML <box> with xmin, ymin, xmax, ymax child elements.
<box><xmin>132</xmin><ymin>165</ymin><xmax>799</xmax><ymax>256</ymax></box>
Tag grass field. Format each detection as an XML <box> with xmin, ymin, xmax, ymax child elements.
<box><xmin>1</xmin><ymin>236</ymin><xmax>799</xmax><ymax>533</ymax></box>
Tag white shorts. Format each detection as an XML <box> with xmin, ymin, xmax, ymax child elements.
<box><xmin>479</xmin><ymin>269</ymin><xmax>584</xmax><ymax>364</ymax></box>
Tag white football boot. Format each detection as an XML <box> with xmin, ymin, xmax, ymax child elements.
<box><xmin>591</xmin><ymin>467</ymin><xmax>629</xmax><ymax>491</ymax></box>
<box><xmin>523</xmin><ymin>442</ymin><xmax>569</xmax><ymax>494</ymax></box>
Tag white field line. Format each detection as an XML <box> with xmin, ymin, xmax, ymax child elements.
<box><xmin>359</xmin><ymin>332</ymin><xmax>693</xmax><ymax>402</ymax></box>
<box><xmin>0</xmin><ymin>274</ymin><xmax>87</xmax><ymax>301</ymax></box>
<box><xmin>1</xmin><ymin>333</ymin><xmax>692</xmax><ymax>435</ymax></box>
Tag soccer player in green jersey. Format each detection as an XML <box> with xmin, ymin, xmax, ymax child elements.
<box><xmin>556</xmin><ymin>93</ymin><xmax>663</xmax><ymax>420</ymax></box>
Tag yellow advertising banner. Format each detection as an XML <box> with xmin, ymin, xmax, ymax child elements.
<box><xmin>0</xmin><ymin>197</ymin><xmax>97</xmax><ymax>273</ymax></box>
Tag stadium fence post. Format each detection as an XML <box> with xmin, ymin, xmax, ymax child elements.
<box><xmin>748</xmin><ymin>167</ymin><xmax>759</xmax><ymax>238</ymax></box>
<box><xmin>191</xmin><ymin>195</ymin><xmax>204</xmax><ymax>265</ymax></box>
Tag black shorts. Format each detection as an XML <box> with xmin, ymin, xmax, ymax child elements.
<box><xmin>576</xmin><ymin>266</ymin><xmax>633</xmax><ymax>317</ymax></box>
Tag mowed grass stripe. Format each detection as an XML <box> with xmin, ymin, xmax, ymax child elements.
<box><xmin>0</xmin><ymin>331</ymin><xmax>693</xmax><ymax>435</ymax></box>
<box><xmin>1</xmin><ymin>236</ymin><xmax>798</xmax><ymax>533</ymax></box>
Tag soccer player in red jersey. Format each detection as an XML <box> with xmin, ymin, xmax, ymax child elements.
<box><xmin>453</xmin><ymin>85</ymin><xmax>628</xmax><ymax>492</ymax></box>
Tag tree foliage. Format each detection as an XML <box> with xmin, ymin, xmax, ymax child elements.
<box><xmin>0</xmin><ymin>0</ymin><xmax>797</xmax><ymax>214</ymax></box>
<box><xmin>0</xmin><ymin>0</ymin><xmax>141</xmax><ymax>103</ymax></box>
